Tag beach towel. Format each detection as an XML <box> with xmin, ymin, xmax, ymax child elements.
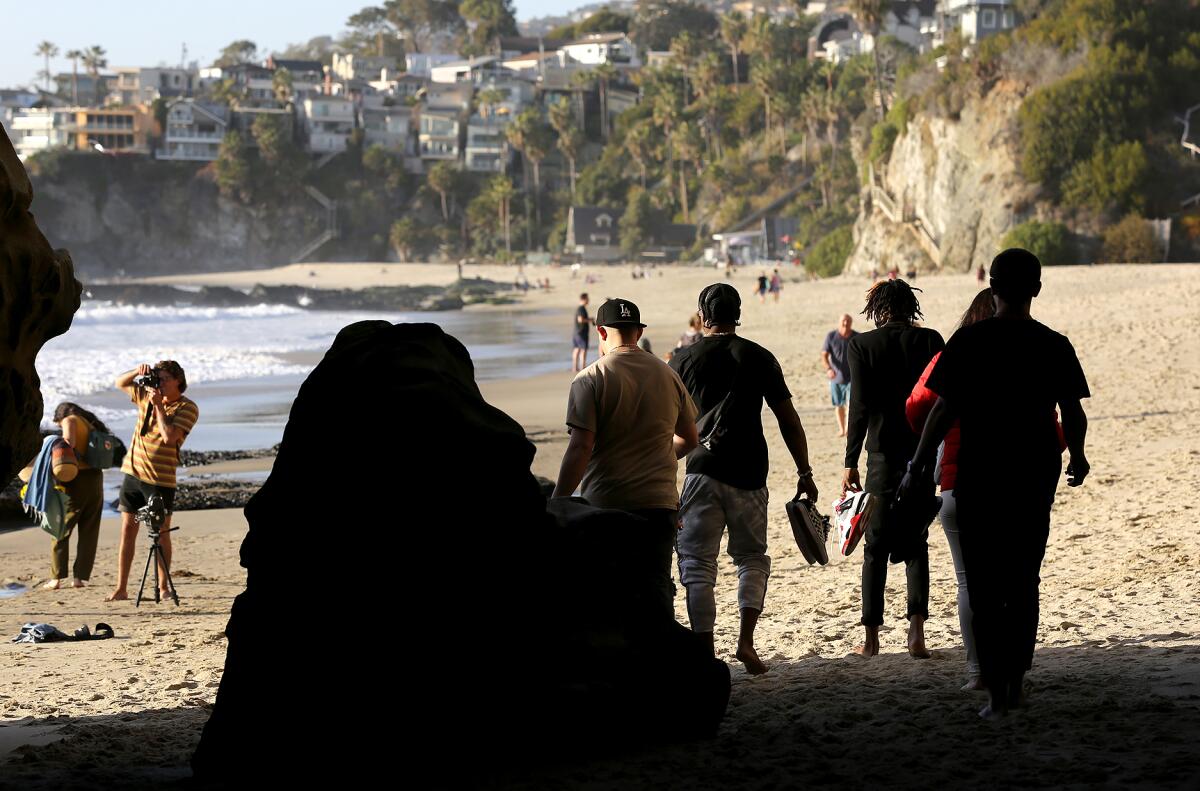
<box><xmin>21</xmin><ymin>436</ymin><xmax>72</xmax><ymax>540</ymax></box>
<box><xmin>11</xmin><ymin>622</ymin><xmax>115</xmax><ymax>644</ymax></box>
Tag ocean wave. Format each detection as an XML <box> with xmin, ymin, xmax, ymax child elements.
<box><xmin>71</xmin><ymin>302</ymin><xmax>306</xmax><ymax>325</ymax></box>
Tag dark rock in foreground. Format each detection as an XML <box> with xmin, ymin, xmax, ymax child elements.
<box><xmin>191</xmin><ymin>322</ymin><xmax>729</xmax><ymax>782</ymax></box>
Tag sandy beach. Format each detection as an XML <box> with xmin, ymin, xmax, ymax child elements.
<box><xmin>3</xmin><ymin>261</ymin><xmax>1199</xmax><ymax>787</ymax></box>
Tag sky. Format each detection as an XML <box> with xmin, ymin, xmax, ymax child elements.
<box><xmin>2</xmin><ymin>0</ymin><xmax>568</xmax><ymax>89</ymax></box>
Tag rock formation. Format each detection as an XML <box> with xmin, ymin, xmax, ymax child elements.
<box><xmin>192</xmin><ymin>322</ymin><xmax>729</xmax><ymax>781</ymax></box>
<box><xmin>0</xmin><ymin>128</ymin><xmax>81</xmax><ymax>481</ymax></box>
<box><xmin>846</xmin><ymin>81</ymin><xmax>1041</xmax><ymax>276</ymax></box>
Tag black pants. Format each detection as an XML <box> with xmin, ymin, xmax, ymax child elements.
<box><xmin>957</xmin><ymin>493</ymin><xmax>1051</xmax><ymax>688</ymax></box>
<box><xmin>629</xmin><ymin>508</ymin><xmax>680</xmax><ymax>623</ymax></box>
<box><xmin>861</xmin><ymin>456</ymin><xmax>929</xmax><ymax>627</ymax></box>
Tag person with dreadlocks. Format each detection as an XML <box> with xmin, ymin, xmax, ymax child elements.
<box><xmin>843</xmin><ymin>278</ymin><xmax>944</xmax><ymax>658</ymax></box>
<box><xmin>670</xmin><ymin>283</ymin><xmax>818</xmax><ymax>674</ymax></box>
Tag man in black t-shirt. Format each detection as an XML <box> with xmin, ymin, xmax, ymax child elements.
<box><xmin>670</xmin><ymin>283</ymin><xmax>819</xmax><ymax>675</ymax></box>
<box><xmin>903</xmin><ymin>248</ymin><xmax>1090</xmax><ymax>719</ymax></box>
<box><xmin>572</xmin><ymin>292</ymin><xmax>590</xmax><ymax>372</ymax></box>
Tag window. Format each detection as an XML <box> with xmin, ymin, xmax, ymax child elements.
<box><xmin>597</xmin><ymin>214</ymin><xmax>612</xmax><ymax>228</ymax></box>
<box><xmin>981</xmin><ymin>9</ymin><xmax>996</xmax><ymax>28</ymax></box>
<box><xmin>1001</xmin><ymin>10</ymin><xmax>1014</xmax><ymax>27</ymax></box>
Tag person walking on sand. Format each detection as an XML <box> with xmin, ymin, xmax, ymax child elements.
<box><xmin>905</xmin><ymin>288</ymin><xmax>996</xmax><ymax>690</ymax></box>
<box><xmin>670</xmin><ymin>284</ymin><xmax>818</xmax><ymax>675</ymax></box>
<box><xmin>572</xmin><ymin>293</ymin><xmax>591</xmax><ymax>373</ymax></box>
<box><xmin>901</xmin><ymin>248</ymin><xmax>1090</xmax><ymax>718</ymax></box>
<box><xmin>106</xmin><ymin>360</ymin><xmax>199</xmax><ymax>602</ymax></box>
<box><xmin>843</xmin><ymin>280</ymin><xmax>944</xmax><ymax>658</ymax></box>
<box><xmin>677</xmin><ymin>313</ymin><xmax>703</xmax><ymax>349</ymax></box>
<box><xmin>553</xmin><ymin>298</ymin><xmax>699</xmax><ymax>620</ymax></box>
<box><xmin>768</xmin><ymin>269</ymin><xmax>783</xmax><ymax>303</ymax></box>
<box><xmin>976</xmin><ymin>264</ymin><xmax>986</xmax><ymax>285</ymax></box>
<box><xmin>821</xmin><ymin>314</ymin><xmax>858</xmax><ymax>437</ymax></box>
<box><xmin>755</xmin><ymin>272</ymin><xmax>768</xmax><ymax>303</ymax></box>
<box><xmin>40</xmin><ymin>403</ymin><xmax>107</xmax><ymax>590</ymax></box>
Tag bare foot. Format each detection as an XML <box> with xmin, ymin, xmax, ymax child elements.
<box><xmin>160</xmin><ymin>588</ymin><xmax>173</xmax><ymax>602</ymax></box>
<box><xmin>105</xmin><ymin>588</ymin><xmax>129</xmax><ymax>602</ymax></box>
<box><xmin>978</xmin><ymin>703</ymin><xmax>1007</xmax><ymax>720</ymax></box>
<box><xmin>908</xmin><ymin>619</ymin><xmax>931</xmax><ymax>659</ymax></box>
<box><xmin>735</xmin><ymin>642</ymin><xmax>769</xmax><ymax>675</ymax></box>
<box><xmin>961</xmin><ymin>676</ymin><xmax>986</xmax><ymax>692</ymax></box>
<box><xmin>72</xmin><ymin>578</ymin><xmax>87</xmax><ymax>588</ymax></box>
<box><xmin>855</xmin><ymin>626</ymin><xmax>880</xmax><ymax>657</ymax></box>
<box><xmin>41</xmin><ymin>579</ymin><xmax>63</xmax><ymax>590</ymax></box>
<box><xmin>837</xmin><ymin>430</ymin><xmax>847</xmax><ymax>437</ymax></box>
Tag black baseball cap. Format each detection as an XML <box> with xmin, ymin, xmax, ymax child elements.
<box><xmin>595</xmin><ymin>298</ymin><xmax>646</xmax><ymax>328</ymax></box>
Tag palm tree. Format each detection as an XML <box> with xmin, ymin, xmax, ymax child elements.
<box><xmin>672</xmin><ymin>120</ymin><xmax>702</xmax><ymax>223</ymax></box>
<box><xmin>272</xmin><ymin>68</ymin><xmax>294</xmax><ymax>105</ymax></box>
<box><xmin>65</xmin><ymin>49</ymin><xmax>84</xmax><ymax>104</ymax></box>
<box><xmin>744</xmin><ymin>14</ymin><xmax>777</xmax><ymax>68</ymax></box>
<box><xmin>850</xmin><ymin>0</ymin><xmax>890</xmax><ymax>121</ymax></box>
<box><xmin>590</xmin><ymin>63</ymin><xmax>618</xmax><ymax>140</ymax></box>
<box><xmin>35</xmin><ymin>41</ymin><xmax>58</xmax><ymax>92</ymax></box>
<box><xmin>81</xmin><ymin>46</ymin><xmax>108</xmax><ymax>104</ymax></box>
<box><xmin>488</xmin><ymin>174</ymin><xmax>515</xmax><ymax>256</ymax></box>
<box><xmin>427</xmin><ymin>161</ymin><xmax>456</xmax><ymax>222</ymax></box>
<box><xmin>624</xmin><ymin>122</ymin><xmax>653</xmax><ymax>188</ymax></box>
<box><xmin>719</xmin><ymin>11</ymin><xmax>747</xmax><ymax>85</ymax></box>
<box><xmin>548</xmin><ymin>98</ymin><xmax>582</xmax><ymax>199</ymax></box>
<box><xmin>751</xmin><ymin>60</ymin><xmax>783</xmax><ymax>151</ymax></box>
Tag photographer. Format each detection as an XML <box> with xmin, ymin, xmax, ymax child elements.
<box><xmin>105</xmin><ymin>360</ymin><xmax>199</xmax><ymax>602</ymax></box>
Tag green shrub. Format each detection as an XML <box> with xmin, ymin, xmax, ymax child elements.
<box><xmin>805</xmin><ymin>225</ymin><xmax>854</xmax><ymax>278</ymax></box>
<box><xmin>1061</xmin><ymin>140</ymin><xmax>1148</xmax><ymax>213</ymax></box>
<box><xmin>1101</xmin><ymin>214</ymin><xmax>1158</xmax><ymax>262</ymax></box>
<box><xmin>1001</xmin><ymin>220</ymin><xmax>1074</xmax><ymax>265</ymax></box>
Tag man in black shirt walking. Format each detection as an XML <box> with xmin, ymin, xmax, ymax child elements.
<box><xmin>671</xmin><ymin>283</ymin><xmax>819</xmax><ymax>674</ymax></box>
<box><xmin>572</xmin><ymin>292</ymin><xmax>591</xmax><ymax>372</ymax></box>
<box><xmin>843</xmin><ymin>279</ymin><xmax>944</xmax><ymax>658</ymax></box>
<box><xmin>902</xmin><ymin>248</ymin><xmax>1090</xmax><ymax>717</ymax></box>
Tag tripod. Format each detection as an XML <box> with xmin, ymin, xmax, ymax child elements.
<box><xmin>135</xmin><ymin>523</ymin><xmax>180</xmax><ymax>607</ymax></box>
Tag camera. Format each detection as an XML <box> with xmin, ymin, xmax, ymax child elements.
<box><xmin>135</xmin><ymin>493</ymin><xmax>169</xmax><ymax>532</ymax></box>
<box><xmin>133</xmin><ymin>370</ymin><xmax>161</xmax><ymax>389</ymax></box>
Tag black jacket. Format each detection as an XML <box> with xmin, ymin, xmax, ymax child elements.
<box><xmin>844</xmin><ymin>321</ymin><xmax>944</xmax><ymax>469</ymax></box>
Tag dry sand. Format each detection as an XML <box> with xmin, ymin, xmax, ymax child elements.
<box><xmin>3</xmin><ymin>262</ymin><xmax>1199</xmax><ymax>787</ymax></box>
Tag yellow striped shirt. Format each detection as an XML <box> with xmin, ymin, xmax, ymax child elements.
<box><xmin>121</xmin><ymin>388</ymin><xmax>199</xmax><ymax>488</ymax></box>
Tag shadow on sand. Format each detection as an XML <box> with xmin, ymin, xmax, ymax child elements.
<box><xmin>2</xmin><ymin>640</ymin><xmax>1197</xmax><ymax>789</ymax></box>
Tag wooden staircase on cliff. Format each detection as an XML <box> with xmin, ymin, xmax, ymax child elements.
<box><xmin>293</xmin><ymin>185</ymin><xmax>339</xmax><ymax>263</ymax></box>
<box><xmin>867</xmin><ymin>162</ymin><xmax>942</xmax><ymax>266</ymax></box>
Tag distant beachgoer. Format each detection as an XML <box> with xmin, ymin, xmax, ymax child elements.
<box><xmin>553</xmin><ymin>298</ymin><xmax>699</xmax><ymax>620</ymax></box>
<box><xmin>638</xmin><ymin>335</ymin><xmax>653</xmax><ymax>354</ymax></box>
<box><xmin>902</xmin><ymin>248</ymin><xmax>1090</xmax><ymax>718</ymax></box>
<box><xmin>843</xmin><ymin>280</ymin><xmax>944</xmax><ymax>658</ymax></box>
<box><xmin>905</xmin><ymin>288</ymin><xmax>996</xmax><ymax>691</ymax></box>
<box><xmin>976</xmin><ymin>264</ymin><xmax>986</xmax><ymax>285</ymax></box>
<box><xmin>906</xmin><ymin>269</ymin><xmax>917</xmax><ymax>281</ymax></box>
<box><xmin>821</xmin><ymin>314</ymin><xmax>858</xmax><ymax>437</ymax></box>
<box><xmin>870</xmin><ymin>269</ymin><xmax>879</xmax><ymax>281</ymax></box>
<box><xmin>677</xmin><ymin>313</ymin><xmax>703</xmax><ymax>349</ymax></box>
<box><xmin>106</xmin><ymin>360</ymin><xmax>199</xmax><ymax>602</ymax></box>
<box><xmin>573</xmin><ymin>293</ymin><xmax>591</xmax><ymax>373</ymax></box>
<box><xmin>670</xmin><ymin>284</ymin><xmax>818</xmax><ymax>674</ymax></box>
<box><xmin>888</xmin><ymin>267</ymin><xmax>900</xmax><ymax>280</ymax></box>
<box><xmin>39</xmin><ymin>403</ymin><xmax>107</xmax><ymax>590</ymax></box>
<box><xmin>769</xmin><ymin>269</ymin><xmax>783</xmax><ymax>303</ymax></box>
<box><xmin>756</xmin><ymin>272</ymin><xmax>769</xmax><ymax>303</ymax></box>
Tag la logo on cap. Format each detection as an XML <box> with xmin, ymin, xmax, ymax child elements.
<box><xmin>620</xmin><ymin>303</ymin><xmax>631</xmax><ymax>317</ymax></box>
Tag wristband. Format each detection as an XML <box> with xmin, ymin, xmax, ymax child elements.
<box><xmin>797</xmin><ymin>468</ymin><xmax>813</xmax><ymax>478</ymax></box>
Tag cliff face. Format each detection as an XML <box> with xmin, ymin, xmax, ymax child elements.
<box><xmin>26</xmin><ymin>155</ymin><xmax>324</xmax><ymax>278</ymax></box>
<box><xmin>846</xmin><ymin>81</ymin><xmax>1042</xmax><ymax>275</ymax></box>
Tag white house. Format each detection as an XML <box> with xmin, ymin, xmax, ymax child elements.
<box><xmin>369</xmin><ymin>72</ymin><xmax>429</xmax><ymax>100</ymax></box>
<box><xmin>362</xmin><ymin>105</ymin><xmax>412</xmax><ymax>153</ymax></box>
<box><xmin>110</xmin><ymin>66</ymin><xmax>195</xmax><ymax>105</ymax></box>
<box><xmin>418</xmin><ymin>108</ymin><xmax>462</xmax><ymax>161</ymax></box>
<box><xmin>943</xmin><ymin>0</ymin><xmax>1018</xmax><ymax>43</ymax></box>
<box><xmin>331</xmin><ymin>53</ymin><xmax>397</xmax><ymax>82</ymax></box>
<box><xmin>464</xmin><ymin>117</ymin><xmax>508</xmax><ymax>172</ymax></box>
<box><xmin>405</xmin><ymin>53</ymin><xmax>461</xmax><ymax>78</ymax></box>
<box><xmin>430</xmin><ymin>56</ymin><xmax>502</xmax><ymax>85</ymax></box>
<box><xmin>301</xmin><ymin>95</ymin><xmax>355</xmax><ymax>153</ymax></box>
<box><xmin>559</xmin><ymin>33</ymin><xmax>640</xmax><ymax>68</ymax></box>
<box><xmin>157</xmin><ymin>99</ymin><xmax>228</xmax><ymax>161</ymax></box>
<box><xmin>8</xmin><ymin>108</ymin><xmax>71</xmax><ymax>159</ymax></box>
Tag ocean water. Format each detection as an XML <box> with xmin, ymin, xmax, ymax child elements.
<box><xmin>36</xmin><ymin>301</ymin><xmax>565</xmax><ymax>452</ymax></box>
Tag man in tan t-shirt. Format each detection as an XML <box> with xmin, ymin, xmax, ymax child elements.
<box><xmin>553</xmin><ymin>298</ymin><xmax>699</xmax><ymax>620</ymax></box>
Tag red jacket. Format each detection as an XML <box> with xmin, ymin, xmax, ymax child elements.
<box><xmin>906</xmin><ymin>351</ymin><xmax>1068</xmax><ymax>491</ymax></box>
<box><xmin>906</xmin><ymin>352</ymin><xmax>960</xmax><ymax>489</ymax></box>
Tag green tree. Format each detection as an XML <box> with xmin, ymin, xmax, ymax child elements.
<box><xmin>620</xmin><ymin>186</ymin><xmax>658</xmax><ymax>258</ymax></box>
<box><xmin>1101</xmin><ymin>214</ymin><xmax>1158</xmax><ymax>262</ymax></box>
<box><xmin>632</xmin><ymin>0</ymin><xmax>719</xmax><ymax>52</ymax></box>
<box><xmin>548</xmin><ymin>98</ymin><xmax>583</xmax><ymax>198</ymax></box>
<box><xmin>459</xmin><ymin>0</ymin><xmax>519</xmax><ymax>55</ymax></box>
<box><xmin>673</xmin><ymin>120</ymin><xmax>702</xmax><ymax>222</ymax></box>
<box><xmin>427</xmin><ymin>160</ymin><xmax>457</xmax><ymax>221</ymax></box>
<box><xmin>1002</xmin><ymin>220</ymin><xmax>1073</xmax><ymax>266</ymax></box>
<box><xmin>489</xmin><ymin>174</ymin><xmax>515</xmax><ymax>255</ymax></box>
<box><xmin>390</xmin><ymin>216</ymin><xmax>427</xmax><ymax>260</ymax></box>
<box><xmin>216</xmin><ymin>40</ymin><xmax>259</xmax><ymax>67</ymax></box>
<box><xmin>346</xmin><ymin>6</ymin><xmax>393</xmax><ymax>56</ymax></box>
<box><xmin>81</xmin><ymin>46</ymin><xmax>107</xmax><ymax>104</ymax></box>
<box><xmin>35</xmin><ymin>41</ymin><xmax>58</xmax><ymax>93</ymax></box>
<box><xmin>214</xmin><ymin>130</ymin><xmax>253</xmax><ymax>202</ymax></box>
<box><xmin>1061</xmin><ymin>140</ymin><xmax>1148</xmax><ymax>213</ymax></box>
<box><xmin>382</xmin><ymin>0</ymin><xmax>462</xmax><ymax>54</ymax></box>
<box><xmin>806</xmin><ymin>225</ymin><xmax>854</xmax><ymax>277</ymax></box>
<box><xmin>272</xmin><ymin>67</ymin><xmax>294</xmax><ymax>104</ymax></box>
<box><xmin>549</xmin><ymin>7</ymin><xmax>632</xmax><ymax>39</ymax></box>
<box><xmin>624</xmin><ymin>121</ymin><xmax>654</xmax><ymax>187</ymax></box>
<box><xmin>719</xmin><ymin>11</ymin><xmax>747</xmax><ymax>85</ymax></box>
<box><xmin>850</xmin><ymin>0</ymin><xmax>889</xmax><ymax>120</ymax></box>
<box><xmin>65</xmin><ymin>49</ymin><xmax>84</xmax><ymax>103</ymax></box>
<box><xmin>251</xmin><ymin>113</ymin><xmax>302</xmax><ymax>181</ymax></box>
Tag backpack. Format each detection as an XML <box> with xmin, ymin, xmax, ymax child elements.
<box><xmin>84</xmin><ymin>428</ymin><xmax>126</xmax><ymax>470</ymax></box>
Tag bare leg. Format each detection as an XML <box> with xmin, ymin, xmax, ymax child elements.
<box><xmin>835</xmin><ymin>405</ymin><xmax>847</xmax><ymax>437</ymax></box>
<box><xmin>157</xmin><ymin>517</ymin><xmax>173</xmax><ymax>597</ymax></box>
<box><xmin>908</xmin><ymin>614</ymin><xmax>931</xmax><ymax>659</ymax></box>
<box><xmin>855</xmin><ymin>625</ymin><xmax>880</xmax><ymax>657</ymax></box>
<box><xmin>106</xmin><ymin>513</ymin><xmax>139</xmax><ymax>601</ymax></box>
<box><xmin>734</xmin><ymin>607</ymin><xmax>768</xmax><ymax>675</ymax></box>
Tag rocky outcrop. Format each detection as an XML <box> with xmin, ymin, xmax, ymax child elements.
<box><xmin>0</xmin><ymin>128</ymin><xmax>81</xmax><ymax>482</ymax></box>
<box><xmin>846</xmin><ymin>81</ymin><xmax>1042</xmax><ymax>275</ymax></box>
<box><xmin>192</xmin><ymin>322</ymin><xmax>729</xmax><ymax>782</ymax></box>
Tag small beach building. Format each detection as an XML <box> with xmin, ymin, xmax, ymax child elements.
<box><xmin>566</xmin><ymin>206</ymin><xmax>623</xmax><ymax>262</ymax></box>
